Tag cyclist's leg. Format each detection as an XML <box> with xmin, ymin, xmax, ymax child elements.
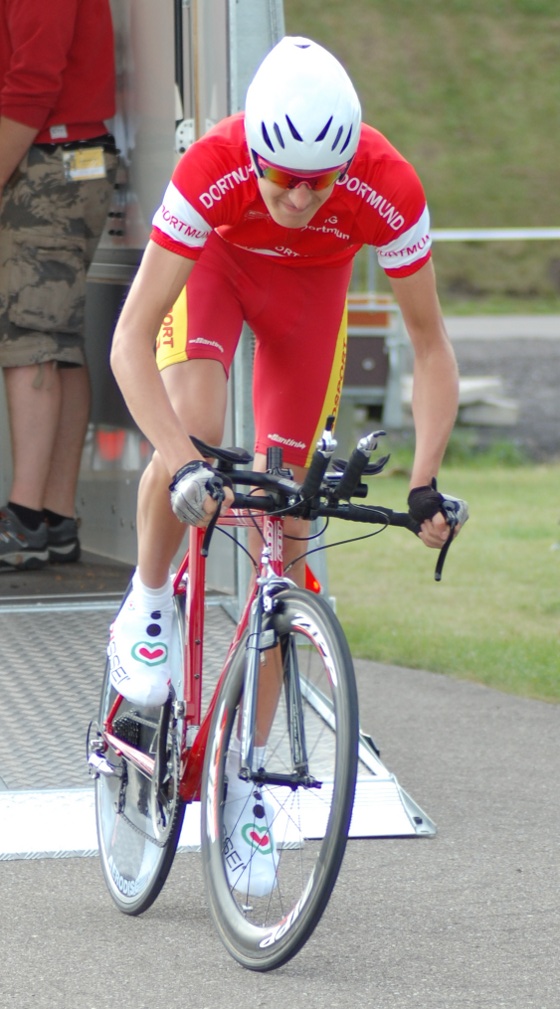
<box><xmin>250</xmin><ymin>258</ymin><xmax>352</xmax><ymax>464</ymax></box>
<box><xmin>136</xmin><ymin>359</ymin><xmax>229</xmax><ymax>587</ymax></box>
<box><xmin>109</xmin><ymin>242</ymin><xmax>243</xmax><ymax>703</ymax></box>
<box><xmin>249</xmin><ymin>255</ymin><xmax>352</xmax><ymax>576</ymax></box>
<box><xmin>126</xmin><ymin>232</ymin><xmax>247</xmax><ymax>589</ymax></box>
<box><xmin>244</xmin><ymin>258</ymin><xmax>352</xmax><ymax>729</ymax></box>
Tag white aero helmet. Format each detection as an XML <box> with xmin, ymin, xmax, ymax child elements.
<box><xmin>245</xmin><ymin>36</ymin><xmax>362</xmax><ymax>172</ymax></box>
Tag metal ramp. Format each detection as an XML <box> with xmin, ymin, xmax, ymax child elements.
<box><xmin>0</xmin><ymin>598</ymin><xmax>435</xmax><ymax>861</ymax></box>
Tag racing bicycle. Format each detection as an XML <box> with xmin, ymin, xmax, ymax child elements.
<box><xmin>87</xmin><ymin>419</ymin><xmax>467</xmax><ymax>971</ymax></box>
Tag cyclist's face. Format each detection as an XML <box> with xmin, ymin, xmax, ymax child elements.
<box><xmin>258</xmin><ymin>178</ymin><xmax>335</xmax><ymax>229</ymax></box>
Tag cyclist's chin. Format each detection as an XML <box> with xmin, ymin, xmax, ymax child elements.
<box><xmin>269</xmin><ymin>205</ymin><xmax>319</xmax><ymax>229</ymax></box>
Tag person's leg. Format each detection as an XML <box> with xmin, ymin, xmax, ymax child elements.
<box><xmin>245</xmin><ymin>258</ymin><xmax>351</xmax><ymax>734</ymax></box>
<box><xmin>1</xmin><ymin>146</ymin><xmax>111</xmax><ymax>519</ymax></box>
<box><xmin>108</xmin><ymin>233</ymin><xmax>244</xmax><ymax>704</ymax></box>
<box><xmin>136</xmin><ymin>358</ymin><xmax>229</xmax><ymax>588</ymax></box>
<box><xmin>4</xmin><ymin>362</ymin><xmax>62</xmax><ymax>511</ymax></box>
<box><xmin>248</xmin><ymin>257</ymin><xmax>353</xmax><ymax>579</ymax></box>
<box><xmin>108</xmin><ymin>356</ymin><xmax>230</xmax><ymax>706</ymax></box>
<box><xmin>43</xmin><ymin>364</ymin><xmax>91</xmax><ymax>517</ymax></box>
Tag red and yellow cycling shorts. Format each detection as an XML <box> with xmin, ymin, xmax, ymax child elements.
<box><xmin>156</xmin><ymin>232</ymin><xmax>352</xmax><ymax>467</ymax></box>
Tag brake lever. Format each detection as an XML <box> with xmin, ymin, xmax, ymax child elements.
<box><xmin>433</xmin><ymin>495</ymin><xmax>469</xmax><ymax>581</ymax></box>
<box><xmin>433</xmin><ymin>520</ymin><xmax>456</xmax><ymax>581</ymax></box>
<box><xmin>201</xmin><ymin>482</ymin><xmax>226</xmax><ymax>557</ymax></box>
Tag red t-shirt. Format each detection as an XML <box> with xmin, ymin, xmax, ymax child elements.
<box><xmin>0</xmin><ymin>0</ymin><xmax>115</xmax><ymax>143</ymax></box>
<box><xmin>152</xmin><ymin>113</ymin><xmax>432</xmax><ymax>277</ymax></box>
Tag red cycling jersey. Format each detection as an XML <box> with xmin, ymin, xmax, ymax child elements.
<box><xmin>151</xmin><ymin>112</ymin><xmax>432</xmax><ymax>278</ymax></box>
<box><xmin>152</xmin><ymin>113</ymin><xmax>433</xmax><ymax>466</ymax></box>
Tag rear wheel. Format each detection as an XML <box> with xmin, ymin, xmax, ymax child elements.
<box><xmin>201</xmin><ymin>588</ymin><xmax>359</xmax><ymax>970</ymax></box>
<box><xmin>91</xmin><ymin>594</ymin><xmax>186</xmax><ymax>915</ymax></box>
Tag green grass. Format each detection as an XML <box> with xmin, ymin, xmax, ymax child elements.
<box><xmin>323</xmin><ymin>460</ymin><xmax>560</xmax><ymax>702</ymax></box>
<box><xmin>279</xmin><ymin>4</ymin><xmax>560</xmax><ymax>698</ymax></box>
<box><xmin>437</xmin><ymin>294</ymin><xmax>560</xmax><ymax>316</ymax></box>
<box><xmin>283</xmin><ymin>0</ymin><xmax>560</xmax><ymax>310</ymax></box>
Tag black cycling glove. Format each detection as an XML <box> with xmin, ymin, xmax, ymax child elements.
<box><xmin>407</xmin><ymin>478</ymin><xmax>445</xmax><ymax>524</ymax></box>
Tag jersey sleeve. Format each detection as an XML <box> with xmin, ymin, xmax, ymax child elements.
<box><xmin>151</xmin><ymin>181</ymin><xmax>213</xmax><ymax>260</ymax></box>
<box><xmin>150</xmin><ymin>115</ymin><xmax>253</xmax><ymax>259</ymax></box>
<box><xmin>349</xmin><ymin>130</ymin><xmax>433</xmax><ymax>278</ymax></box>
<box><xmin>376</xmin><ymin>204</ymin><xmax>432</xmax><ymax>277</ymax></box>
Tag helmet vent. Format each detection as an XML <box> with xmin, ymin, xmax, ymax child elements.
<box><xmin>338</xmin><ymin>125</ymin><xmax>354</xmax><ymax>154</ymax></box>
<box><xmin>315</xmin><ymin>117</ymin><xmax>333</xmax><ymax>142</ymax></box>
<box><xmin>285</xmin><ymin>115</ymin><xmax>304</xmax><ymax>142</ymax></box>
<box><xmin>331</xmin><ymin>125</ymin><xmax>343</xmax><ymax>151</ymax></box>
<box><xmin>261</xmin><ymin>122</ymin><xmax>275</xmax><ymax>153</ymax></box>
<box><xmin>273</xmin><ymin>123</ymin><xmax>286</xmax><ymax>148</ymax></box>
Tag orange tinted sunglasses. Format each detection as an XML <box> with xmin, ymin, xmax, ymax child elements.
<box><xmin>254</xmin><ymin>153</ymin><xmax>350</xmax><ymax>191</ymax></box>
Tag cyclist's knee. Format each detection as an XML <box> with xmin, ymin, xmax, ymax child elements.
<box><xmin>139</xmin><ymin>452</ymin><xmax>170</xmax><ymax>496</ymax></box>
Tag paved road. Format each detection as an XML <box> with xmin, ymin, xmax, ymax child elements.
<box><xmin>2</xmin><ymin>316</ymin><xmax>558</xmax><ymax>1007</ymax></box>
<box><xmin>446</xmin><ymin>315</ymin><xmax>560</xmax><ymax>460</ymax></box>
<box><xmin>2</xmin><ymin>659</ymin><xmax>558</xmax><ymax>1009</ymax></box>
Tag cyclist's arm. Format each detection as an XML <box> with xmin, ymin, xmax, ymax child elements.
<box><xmin>389</xmin><ymin>260</ymin><xmax>460</xmax><ymax>548</ymax></box>
<box><xmin>110</xmin><ymin>241</ymin><xmax>202</xmax><ymax>477</ymax></box>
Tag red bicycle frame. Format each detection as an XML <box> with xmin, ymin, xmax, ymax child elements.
<box><xmin>103</xmin><ymin>506</ymin><xmax>287</xmax><ymax>805</ymax></box>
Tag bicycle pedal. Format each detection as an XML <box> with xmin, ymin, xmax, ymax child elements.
<box><xmin>88</xmin><ymin>751</ymin><xmax>120</xmax><ymax>778</ymax></box>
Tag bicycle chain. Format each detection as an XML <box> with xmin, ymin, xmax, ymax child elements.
<box><xmin>115</xmin><ymin>718</ymin><xmax>181</xmax><ymax>849</ymax></box>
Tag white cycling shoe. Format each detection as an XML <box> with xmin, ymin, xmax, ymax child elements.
<box><xmin>223</xmin><ymin>766</ymin><xmax>278</xmax><ymax>898</ymax></box>
<box><xmin>108</xmin><ymin>585</ymin><xmax>173</xmax><ymax>707</ymax></box>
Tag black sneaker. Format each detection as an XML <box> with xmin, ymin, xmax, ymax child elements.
<box><xmin>47</xmin><ymin>516</ymin><xmax>81</xmax><ymax>563</ymax></box>
<box><xmin>0</xmin><ymin>506</ymin><xmax>48</xmax><ymax>571</ymax></box>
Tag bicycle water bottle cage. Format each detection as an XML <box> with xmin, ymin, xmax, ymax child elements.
<box><xmin>190</xmin><ymin>435</ymin><xmax>253</xmax><ymax>471</ymax></box>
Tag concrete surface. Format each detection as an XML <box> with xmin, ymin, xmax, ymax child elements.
<box><xmin>1</xmin><ymin>315</ymin><xmax>558</xmax><ymax>1008</ymax></box>
<box><xmin>1</xmin><ymin>659</ymin><xmax>557</xmax><ymax>1009</ymax></box>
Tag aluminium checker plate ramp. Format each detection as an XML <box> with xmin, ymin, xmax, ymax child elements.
<box><xmin>0</xmin><ymin>601</ymin><xmax>435</xmax><ymax>860</ymax></box>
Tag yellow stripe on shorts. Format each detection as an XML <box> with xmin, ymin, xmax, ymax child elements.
<box><xmin>155</xmin><ymin>287</ymin><xmax>188</xmax><ymax>371</ymax></box>
<box><xmin>304</xmin><ymin>306</ymin><xmax>348</xmax><ymax>467</ymax></box>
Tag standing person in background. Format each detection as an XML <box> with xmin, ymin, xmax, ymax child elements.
<box><xmin>0</xmin><ymin>0</ymin><xmax>118</xmax><ymax>571</ymax></box>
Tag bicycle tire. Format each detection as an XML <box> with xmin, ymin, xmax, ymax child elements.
<box><xmin>201</xmin><ymin>588</ymin><xmax>359</xmax><ymax>970</ymax></box>
<box><xmin>92</xmin><ymin>593</ymin><xmax>186</xmax><ymax>915</ymax></box>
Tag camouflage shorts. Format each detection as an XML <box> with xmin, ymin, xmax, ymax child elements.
<box><xmin>0</xmin><ymin>144</ymin><xmax>118</xmax><ymax>368</ymax></box>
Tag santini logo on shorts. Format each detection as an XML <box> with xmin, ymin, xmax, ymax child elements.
<box><xmin>190</xmin><ymin>337</ymin><xmax>225</xmax><ymax>353</ymax></box>
<box><xmin>269</xmin><ymin>433</ymin><xmax>306</xmax><ymax>451</ymax></box>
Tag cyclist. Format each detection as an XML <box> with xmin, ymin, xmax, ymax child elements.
<box><xmin>108</xmin><ymin>37</ymin><xmax>461</xmax><ymax>711</ymax></box>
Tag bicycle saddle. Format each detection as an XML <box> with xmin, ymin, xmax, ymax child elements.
<box><xmin>190</xmin><ymin>435</ymin><xmax>253</xmax><ymax>470</ymax></box>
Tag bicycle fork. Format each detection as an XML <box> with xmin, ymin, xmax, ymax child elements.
<box><xmin>237</xmin><ymin>547</ymin><xmax>318</xmax><ymax>790</ymax></box>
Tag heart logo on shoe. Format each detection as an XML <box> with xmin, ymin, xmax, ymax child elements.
<box><xmin>131</xmin><ymin>642</ymin><xmax>168</xmax><ymax>665</ymax></box>
<box><xmin>241</xmin><ymin>823</ymin><xmax>273</xmax><ymax>854</ymax></box>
